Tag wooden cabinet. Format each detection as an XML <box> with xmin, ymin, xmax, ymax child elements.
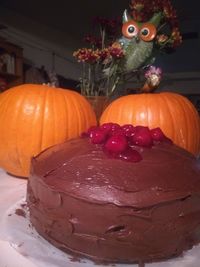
<box><xmin>0</xmin><ymin>37</ymin><xmax>23</xmax><ymax>90</ymax></box>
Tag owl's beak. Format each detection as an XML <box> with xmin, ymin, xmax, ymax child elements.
<box><xmin>135</xmin><ymin>35</ymin><xmax>140</xmax><ymax>43</ymax></box>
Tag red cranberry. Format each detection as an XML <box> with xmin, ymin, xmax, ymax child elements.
<box><xmin>81</xmin><ymin>125</ymin><xmax>98</xmax><ymax>137</ymax></box>
<box><xmin>100</xmin><ymin>123</ymin><xmax>121</xmax><ymax>135</ymax></box>
<box><xmin>150</xmin><ymin>127</ymin><xmax>166</xmax><ymax>141</ymax></box>
<box><xmin>104</xmin><ymin>134</ymin><xmax>128</xmax><ymax>153</ymax></box>
<box><xmin>88</xmin><ymin>126</ymin><xmax>99</xmax><ymax>134</ymax></box>
<box><xmin>129</xmin><ymin>126</ymin><xmax>153</xmax><ymax>148</ymax></box>
<box><xmin>134</xmin><ymin>125</ymin><xmax>148</xmax><ymax>131</ymax></box>
<box><xmin>122</xmin><ymin>124</ymin><xmax>136</xmax><ymax>137</ymax></box>
<box><xmin>110</xmin><ymin>128</ymin><xmax>124</xmax><ymax>136</ymax></box>
<box><xmin>150</xmin><ymin>127</ymin><xmax>173</xmax><ymax>144</ymax></box>
<box><xmin>122</xmin><ymin>124</ymin><xmax>135</xmax><ymax>131</ymax></box>
<box><xmin>90</xmin><ymin>129</ymin><xmax>107</xmax><ymax>144</ymax></box>
<box><xmin>119</xmin><ymin>148</ymin><xmax>142</xmax><ymax>162</ymax></box>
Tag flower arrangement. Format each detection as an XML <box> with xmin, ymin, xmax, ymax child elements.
<box><xmin>73</xmin><ymin>0</ymin><xmax>182</xmax><ymax>97</ymax></box>
<box><xmin>73</xmin><ymin>17</ymin><xmax>123</xmax><ymax>97</ymax></box>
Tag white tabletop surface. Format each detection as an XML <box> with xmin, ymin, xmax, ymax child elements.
<box><xmin>0</xmin><ymin>168</ymin><xmax>199</xmax><ymax>267</ymax></box>
<box><xmin>0</xmin><ymin>169</ymin><xmax>36</xmax><ymax>267</ymax></box>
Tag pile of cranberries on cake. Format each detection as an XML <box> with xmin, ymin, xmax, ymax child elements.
<box><xmin>81</xmin><ymin>123</ymin><xmax>172</xmax><ymax>163</ymax></box>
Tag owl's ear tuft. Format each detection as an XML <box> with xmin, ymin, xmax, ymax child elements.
<box><xmin>148</xmin><ymin>12</ymin><xmax>163</xmax><ymax>28</ymax></box>
<box><xmin>122</xmin><ymin>9</ymin><xmax>132</xmax><ymax>24</ymax></box>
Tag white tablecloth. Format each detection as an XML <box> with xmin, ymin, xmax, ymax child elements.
<box><xmin>0</xmin><ymin>168</ymin><xmax>199</xmax><ymax>267</ymax></box>
<box><xmin>0</xmin><ymin>169</ymin><xmax>36</xmax><ymax>267</ymax></box>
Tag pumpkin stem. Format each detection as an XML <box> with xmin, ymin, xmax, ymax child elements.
<box><xmin>42</xmin><ymin>82</ymin><xmax>56</xmax><ymax>88</ymax></box>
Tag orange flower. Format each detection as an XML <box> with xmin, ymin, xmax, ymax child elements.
<box><xmin>156</xmin><ymin>34</ymin><xmax>169</xmax><ymax>44</ymax></box>
<box><xmin>73</xmin><ymin>48</ymin><xmax>100</xmax><ymax>64</ymax></box>
<box><xmin>130</xmin><ymin>0</ymin><xmax>146</xmax><ymax>11</ymax></box>
<box><xmin>171</xmin><ymin>28</ymin><xmax>182</xmax><ymax>47</ymax></box>
<box><xmin>108</xmin><ymin>45</ymin><xmax>124</xmax><ymax>59</ymax></box>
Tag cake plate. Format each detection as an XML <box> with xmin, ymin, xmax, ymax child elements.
<box><xmin>0</xmin><ymin>168</ymin><xmax>199</xmax><ymax>267</ymax></box>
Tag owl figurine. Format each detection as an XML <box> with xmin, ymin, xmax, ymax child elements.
<box><xmin>106</xmin><ymin>10</ymin><xmax>163</xmax><ymax>77</ymax></box>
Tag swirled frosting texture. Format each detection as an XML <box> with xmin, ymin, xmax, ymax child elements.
<box><xmin>27</xmin><ymin>138</ymin><xmax>200</xmax><ymax>263</ymax></box>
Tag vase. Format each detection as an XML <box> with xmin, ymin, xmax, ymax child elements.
<box><xmin>86</xmin><ymin>96</ymin><xmax>109</xmax><ymax>121</ymax></box>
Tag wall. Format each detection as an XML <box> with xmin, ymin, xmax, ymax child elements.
<box><xmin>0</xmin><ymin>6</ymin><xmax>81</xmax><ymax>81</ymax></box>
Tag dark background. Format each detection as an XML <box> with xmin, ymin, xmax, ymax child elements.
<box><xmin>0</xmin><ymin>0</ymin><xmax>199</xmax><ymax>64</ymax></box>
<box><xmin>0</xmin><ymin>0</ymin><xmax>199</xmax><ymax>81</ymax></box>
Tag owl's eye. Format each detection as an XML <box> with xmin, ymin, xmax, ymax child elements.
<box><xmin>122</xmin><ymin>20</ymin><xmax>139</xmax><ymax>39</ymax></box>
<box><xmin>139</xmin><ymin>23</ymin><xmax>157</xmax><ymax>42</ymax></box>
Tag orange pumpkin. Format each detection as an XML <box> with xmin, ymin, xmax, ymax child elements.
<box><xmin>100</xmin><ymin>92</ymin><xmax>200</xmax><ymax>156</ymax></box>
<box><xmin>0</xmin><ymin>84</ymin><xmax>97</xmax><ymax>177</ymax></box>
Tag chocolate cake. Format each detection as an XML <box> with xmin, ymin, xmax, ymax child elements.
<box><xmin>26</xmin><ymin>124</ymin><xmax>200</xmax><ymax>265</ymax></box>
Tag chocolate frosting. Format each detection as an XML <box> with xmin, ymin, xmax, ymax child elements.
<box><xmin>27</xmin><ymin>138</ymin><xmax>200</xmax><ymax>263</ymax></box>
